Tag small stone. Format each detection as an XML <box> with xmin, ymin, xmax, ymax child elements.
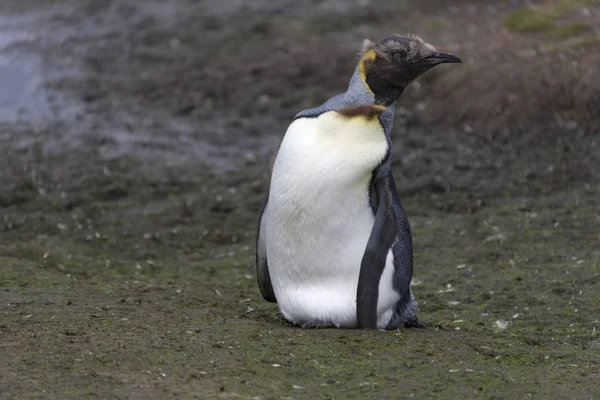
<box><xmin>484</xmin><ymin>233</ymin><xmax>506</xmax><ymax>244</ymax></box>
<box><xmin>495</xmin><ymin>320</ymin><xmax>509</xmax><ymax>330</ymax></box>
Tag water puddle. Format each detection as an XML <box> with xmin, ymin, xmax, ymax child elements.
<box><xmin>0</xmin><ymin>2</ymin><xmax>280</xmax><ymax>173</ymax></box>
<box><xmin>0</xmin><ymin>55</ymin><xmax>49</xmax><ymax>122</ymax></box>
<box><xmin>0</xmin><ymin>10</ymin><xmax>52</xmax><ymax>124</ymax></box>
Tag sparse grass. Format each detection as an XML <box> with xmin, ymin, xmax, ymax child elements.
<box><xmin>553</xmin><ymin>23</ymin><xmax>591</xmax><ymax>39</ymax></box>
<box><xmin>3</xmin><ymin>188</ymin><xmax>600</xmax><ymax>399</ymax></box>
<box><xmin>555</xmin><ymin>0</ymin><xmax>600</xmax><ymax>14</ymax></box>
<box><xmin>505</xmin><ymin>0</ymin><xmax>599</xmax><ymax>34</ymax></box>
<box><xmin>504</xmin><ymin>7</ymin><xmax>557</xmax><ymax>33</ymax></box>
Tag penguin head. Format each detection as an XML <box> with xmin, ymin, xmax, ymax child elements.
<box><xmin>359</xmin><ymin>34</ymin><xmax>461</xmax><ymax>106</ymax></box>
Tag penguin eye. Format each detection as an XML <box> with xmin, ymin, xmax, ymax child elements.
<box><xmin>393</xmin><ymin>52</ymin><xmax>406</xmax><ymax>63</ymax></box>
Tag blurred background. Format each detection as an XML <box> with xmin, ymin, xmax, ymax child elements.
<box><xmin>1</xmin><ymin>0</ymin><xmax>598</xmax><ymax>398</ymax></box>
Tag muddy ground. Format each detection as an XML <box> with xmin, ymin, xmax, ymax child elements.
<box><xmin>0</xmin><ymin>0</ymin><xmax>599</xmax><ymax>398</ymax></box>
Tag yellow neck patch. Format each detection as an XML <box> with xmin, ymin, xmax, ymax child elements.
<box><xmin>358</xmin><ymin>49</ymin><xmax>376</xmax><ymax>94</ymax></box>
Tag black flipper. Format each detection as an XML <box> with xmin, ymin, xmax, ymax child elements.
<box><xmin>386</xmin><ymin>171</ymin><xmax>422</xmax><ymax>329</ymax></box>
<box><xmin>256</xmin><ymin>199</ymin><xmax>277</xmax><ymax>302</ymax></box>
<box><xmin>356</xmin><ymin>176</ymin><xmax>398</xmax><ymax>329</ymax></box>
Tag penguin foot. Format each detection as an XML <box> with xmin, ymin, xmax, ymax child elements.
<box><xmin>275</xmin><ymin>312</ymin><xmax>291</xmax><ymax>324</ymax></box>
<box><xmin>405</xmin><ymin>317</ymin><xmax>428</xmax><ymax>329</ymax></box>
<box><xmin>276</xmin><ymin>312</ymin><xmax>299</xmax><ymax>327</ymax></box>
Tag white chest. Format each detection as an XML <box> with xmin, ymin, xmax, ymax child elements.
<box><xmin>265</xmin><ymin>112</ymin><xmax>397</xmax><ymax>328</ymax></box>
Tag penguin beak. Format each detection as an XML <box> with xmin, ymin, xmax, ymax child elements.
<box><xmin>422</xmin><ymin>51</ymin><xmax>462</xmax><ymax>65</ymax></box>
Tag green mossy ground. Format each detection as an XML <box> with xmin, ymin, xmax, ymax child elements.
<box><xmin>3</xmin><ymin>181</ymin><xmax>598</xmax><ymax>398</ymax></box>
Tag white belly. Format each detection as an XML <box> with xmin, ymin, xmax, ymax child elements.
<box><xmin>265</xmin><ymin>112</ymin><xmax>399</xmax><ymax>328</ymax></box>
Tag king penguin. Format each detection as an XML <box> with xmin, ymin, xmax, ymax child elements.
<box><xmin>256</xmin><ymin>34</ymin><xmax>461</xmax><ymax>329</ymax></box>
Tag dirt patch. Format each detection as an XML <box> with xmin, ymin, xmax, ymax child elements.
<box><xmin>1</xmin><ymin>0</ymin><xmax>599</xmax><ymax>398</ymax></box>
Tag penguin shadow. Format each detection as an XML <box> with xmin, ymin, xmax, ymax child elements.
<box><xmin>275</xmin><ymin>312</ymin><xmax>337</xmax><ymax>329</ymax></box>
<box><xmin>274</xmin><ymin>312</ymin><xmax>430</xmax><ymax>330</ymax></box>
